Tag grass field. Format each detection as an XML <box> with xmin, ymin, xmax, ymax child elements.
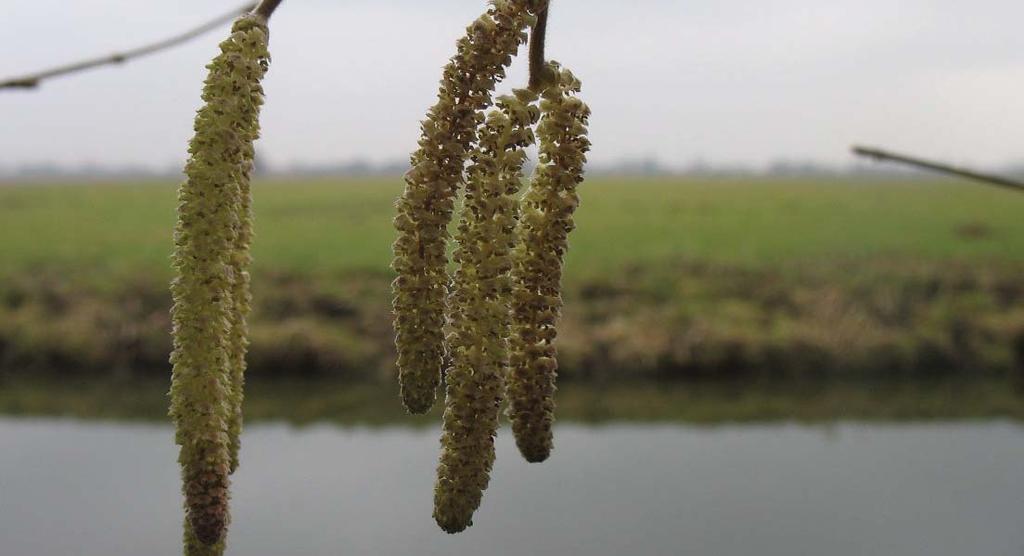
<box><xmin>3</xmin><ymin>177</ymin><xmax>1024</xmax><ymax>281</ymax></box>
<box><xmin>2</xmin><ymin>177</ymin><xmax>1024</xmax><ymax>381</ymax></box>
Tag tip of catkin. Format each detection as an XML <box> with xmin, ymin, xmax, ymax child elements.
<box><xmin>436</xmin><ymin>518</ymin><xmax>472</xmax><ymax>535</ymax></box>
<box><xmin>433</xmin><ymin>508</ymin><xmax>473</xmax><ymax>534</ymax></box>
<box><xmin>401</xmin><ymin>394</ymin><xmax>435</xmax><ymax>416</ymax></box>
<box><xmin>399</xmin><ymin>369</ymin><xmax>440</xmax><ymax>414</ymax></box>
<box><xmin>434</xmin><ymin>480</ymin><xmax>474</xmax><ymax>533</ymax></box>
<box><xmin>188</xmin><ymin>516</ymin><xmax>225</xmax><ymax>546</ymax></box>
<box><xmin>514</xmin><ymin>421</ymin><xmax>553</xmax><ymax>463</ymax></box>
<box><xmin>183</xmin><ymin>465</ymin><xmax>231</xmax><ymax>547</ymax></box>
<box><xmin>517</xmin><ymin>443</ymin><xmax>552</xmax><ymax>464</ymax></box>
<box><xmin>184</xmin><ymin>518</ymin><xmax>226</xmax><ymax>556</ymax></box>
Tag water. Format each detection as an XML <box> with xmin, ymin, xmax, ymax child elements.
<box><xmin>1</xmin><ymin>419</ymin><xmax>1022</xmax><ymax>555</ymax></box>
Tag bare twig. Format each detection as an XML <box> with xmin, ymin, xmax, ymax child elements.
<box><xmin>254</xmin><ymin>0</ymin><xmax>286</xmax><ymax>20</ymax></box>
<box><xmin>852</xmin><ymin>145</ymin><xmax>1024</xmax><ymax>193</ymax></box>
<box><xmin>0</xmin><ymin>3</ymin><xmax>258</xmax><ymax>91</ymax></box>
<box><xmin>528</xmin><ymin>1</ymin><xmax>551</xmax><ymax>92</ymax></box>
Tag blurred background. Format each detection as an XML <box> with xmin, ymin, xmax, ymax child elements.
<box><xmin>1</xmin><ymin>1</ymin><xmax>1023</xmax><ymax>555</ymax></box>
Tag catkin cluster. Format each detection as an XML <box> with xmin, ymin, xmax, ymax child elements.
<box><xmin>434</xmin><ymin>90</ymin><xmax>541</xmax><ymax>533</ymax></box>
<box><xmin>392</xmin><ymin>0</ymin><xmax>590</xmax><ymax>534</ymax></box>
<box><xmin>169</xmin><ymin>14</ymin><xmax>269</xmax><ymax>553</ymax></box>
<box><xmin>392</xmin><ymin>0</ymin><xmax>544</xmax><ymax>415</ymax></box>
<box><xmin>506</xmin><ymin>63</ymin><xmax>591</xmax><ymax>463</ymax></box>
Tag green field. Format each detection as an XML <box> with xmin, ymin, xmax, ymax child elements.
<box><xmin>2</xmin><ymin>177</ymin><xmax>1024</xmax><ymax>381</ymax></box>
<box><xmin>3</xmin><ymin>177</ymin><xmax>1024</xmax><ymax>280</ymax></box>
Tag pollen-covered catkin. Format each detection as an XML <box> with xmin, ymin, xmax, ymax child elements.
<box><xmin>434</xmin><ymin>90</ymin><xmax>541</xmax><ymax>534</ymax></box>
<box><xmin>226</xmin><ymin>171</ymin><xmax>253</xmax><ymax>475</ymax></box>
<box><xmin>169</xmin><ymin>15</ymin><xmax>270</xmax><ymax>551</ymax></box>
<box><xmin>507</xmin><ymin>63</ymin><xmax>591</xmax><ymax>463</ymax></box>
<box><xmin>392</xmin><ymin>0</ymin><xmax>544</xmax><ymax>415</ymax></box>
<box><xmin>225</xmin><ymin>35</ymin><xmax>268</xmax><ymax>474</ymax></box>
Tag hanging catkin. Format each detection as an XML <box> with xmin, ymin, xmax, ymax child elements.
<box><xmin>225</xmin><ymin>47</ymin><xmax>265</xmax><ymax>474</ymax></box>
<box><xmin>183</xmin><ymin>518</ymin><xmax>224</xmax><ymax>556</ymax></box>
<box><xmin>506</xmin><ymin>63</ymin><xmax>590</xmax><ymax>463</ymax></box>
<box><xmin>433</xmin><ymin>91</ymin><xmax>541</xmax><ymax>533</ymax></box>
<box><xmin>392</xmin><ymin>0</ymin><xmax>544</xmax><ymax>414</ymax></box>
<box><xmin>169</xmin><ymin>14</ymin><xmax>270</xmax><ymax>550</ymax></box>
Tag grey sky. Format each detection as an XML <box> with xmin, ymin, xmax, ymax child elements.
<box><xmin>2</xmin><ymin>0</ymin><xmax>1023</xmax><ymax>170</ymax></box>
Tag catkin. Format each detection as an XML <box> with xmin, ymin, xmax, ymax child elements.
<box><xmin>434</xmin><ymin>91</ymin><xmax>541</xmax><ymax>533</ymax></box>
<box><xmin>225</xmin><ymin>40</ymin><xmax>266</xmax><ymax>474</ymax></box>
<box><xmin>183</xmin><ymin>518</ymin><xmax>224</xmax><ymax>556</ymax></box>
<box><xmin>392</xmin><ymin>0</ymin><xmax>544</xmax><ymax>414</ymax></box>
<box><xmin>169</xmin><ymin>15</ymin><xmax>270</xmax><ymax>550</ymax></box>
<box><xmin>507</xmin><ymin>63</ymin><xmax>590</xmax><ymax>463</ymax></box>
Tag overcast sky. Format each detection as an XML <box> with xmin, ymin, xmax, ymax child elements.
<box><xmin>2</xmin><ymin>0</ymin><xmax>1023</xmax><ymax>170</ymax></box>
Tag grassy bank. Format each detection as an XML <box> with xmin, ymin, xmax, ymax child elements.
<box><xmin>2</xmin><ymin>177</ymin><xmax>1024</xmax><ymax>379</ymax></box>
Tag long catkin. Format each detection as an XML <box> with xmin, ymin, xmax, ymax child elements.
<box><xmin>507</xmin><ymin>63</ymin><xmax>591</xmax><ymax>463</ymax></box>
<box><xmin>225</xmin><ymin>43</ymin><xmax>266</xmax><ymax>474</ymax></box>
<box><xmin>434</xmin><ymin>91</ymin><xmax>541</xmax><ymax>534</ymax></box>
<box><xmin>169</xmin><ymin>15</ymin><xmax>270</xmax><ymax>550</ymax></box>
<box><xmin>392</xmin><ymin>0</ymin><xmax>543</xmax><ymax>414</ymax></box>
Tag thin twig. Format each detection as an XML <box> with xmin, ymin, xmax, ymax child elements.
<box><xmin>852</xmin><ymin>145</ymin><xmax>1024</xmax><ymax>193</ymax></box>
<box><xmin>0</xmin><ymin>2</ymin><xmax>258</xmax><ymax>91</ymax></box>
<box><xmin>528</xmin><ymin>1</ymin><xmax>551</xmax><ymax>92</ymax></box>
<box><xmin>254</xmin><ymin>0</ymin><xmax>286</xmax><ymax>20</ymax></box>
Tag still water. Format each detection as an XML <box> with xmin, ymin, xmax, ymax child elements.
<box><xmin>1</xmin><ymin>419</ymin><xmax>1022</xmax><ymax>555</ymax></box>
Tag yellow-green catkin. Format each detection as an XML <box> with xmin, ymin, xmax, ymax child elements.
<box><xmin>434</xmin><ymin>90</ymin><xmax>541</xmax><ymax>534</ymax></box>
<box><xmin>507</xmin><ymin>63</ymin><xmax>590</xmax><ymax>463</ymax></box>
<box><xmin>392</xmin><ymin>0</ymin><xmax>544</xmax><ymax>414</ymax></box>
<box><xmin>169</xmin><ymin>15</ymin><xmax>270</xmax><ymax>550</ymax></box>
<box><xmin>225</xmin><ymin>35</ymin><xmax>267</xmax><ymax>474</ymax></box>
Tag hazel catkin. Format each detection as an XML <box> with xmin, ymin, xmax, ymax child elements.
<box><xmin>392</xmin><ymin>0</ymin><xmax>545</xmax><ymax>414</ymax></box>
<box><xmin>169</xmin><ymin>14</ymin><xmax>270</xmax><ymax>551</ymax></box>
<box><xmin>225</xmin><ymin>38</ymin><xmax>267</xmax><ymax>474</ymax></box>
<box><xmin>433</xmin><ymin>90</ymin><xmax>541</xmax><ymax>534</ymax></box>
<box><xmin>506</xmin><ymin>63</ymin><xmax>591</xmax><ymax>464</ymax></box>
<box><xmin>183</xmin><ymin>518</ymin><xmax>225</xmax><ymax>556</ymax></box>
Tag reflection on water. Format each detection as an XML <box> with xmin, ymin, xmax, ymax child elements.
<box><xmin>1</xmin><ymin>419</ymin><xmax>1022</xmax><ymax>556</ymax></box>
<box><xmin>1</xmin><ymin>377</ymin><xmax>1022</xmax><ymax>424</ymax></box>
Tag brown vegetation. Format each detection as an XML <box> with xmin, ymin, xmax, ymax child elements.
<box><xmin>3</xmin><ymin>259</ymin><xmax>1024</xmax><ymax>382</ymax></box>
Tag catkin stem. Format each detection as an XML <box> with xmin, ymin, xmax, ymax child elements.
<box><xmin>254</xmin><ymin>0</ymin><xmax>285</xmax><ymax>20</ymax></box>
<box><xmin>528</xmin><ymin>1</ymin><xmax>551</xmax><ymax>92</ymax></box>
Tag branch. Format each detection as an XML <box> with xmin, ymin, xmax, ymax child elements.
<box><xmin>254</xmin><ymin>0</ymin><xmax>286</xmax><ymax>20</ymax></box>
<box><xmin>852</xmin><ymin>146</ymin><xmax>1024</xmax><ymax>193</ymax></box>
<box><xmin>0</xmin><ymin>2</ymin><xmax>258</xmax><ymax>91</ymax></box>
<box><xmin>528</xmin><ymin>1</ymin><xmax>551</xmax><ymax>92</ymax></box>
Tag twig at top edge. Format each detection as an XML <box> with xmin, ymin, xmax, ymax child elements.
<box><xmin>0</xmin><ymin>2</ymin><xmax>258</xmax><ymax>91</ymax></box>
<box><xmin>253</xmin><ymin>0</ymin><xmax>285</xmax><ymax>20</ymax></box>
